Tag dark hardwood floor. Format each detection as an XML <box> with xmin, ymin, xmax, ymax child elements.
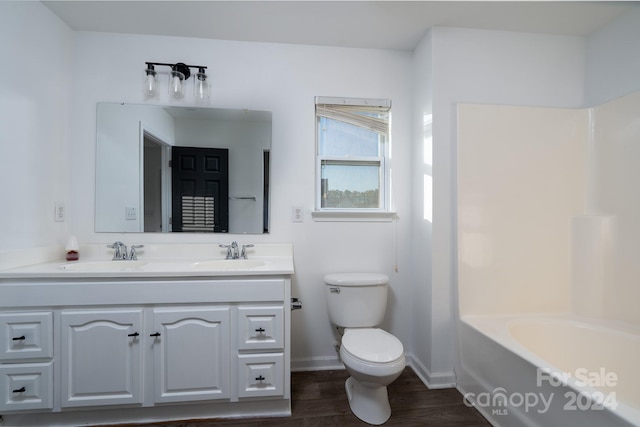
<box><xmin>107</xmin><ymin>368</ymin><xmax>490</xmax><ymax>427</ymax></box>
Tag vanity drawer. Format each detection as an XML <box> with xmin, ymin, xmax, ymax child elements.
<box><xmin>237</xmin><ymin>306</ymin><xmax>283</xmax><ymax>350</ymax></box>
<box><xmin>237</xmin><ymin>353</ymin><xmax>284</xmax><ymax>398</ymax></box>
<box><xmin>0</xmin><ymin>362</ymin><xmax>53</xmax><ymax>411</ymax></box>
<box><xmin>0</xmin><ymin>312</ymin><xmax>53</xmax><ymax>361</ymax></box>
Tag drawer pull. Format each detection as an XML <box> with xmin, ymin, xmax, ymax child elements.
<box><xmin>255</xmin><ymin>375</ymin><xmax>265</xmax><ymax>382</ymax></box>
<box><xmin>255</xmin><ymin>327</ymin><xmax>265</xmax><ymax>333</ymax></box>
<box><xmin>12</xmin><ymin>335</ymin><xmax>26</xmax><ymax>341</ymax></box>
<box><xmin>12</xmin><ymin>387</ymin><xmax>26</xmax><ymax>393</ymax></box>
<box><xmin>127</xmin><ymin>332</ymin><xmax>140</xmax><ymax>337</ymax></box>
<box><xmin>150</xmin><ymin>332</ymin><xmax>161</xmax><ymax>337</ymax></box>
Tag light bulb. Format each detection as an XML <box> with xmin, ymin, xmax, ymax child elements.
<box><xmin>194</xmin><ymin>68</ymin><xmax>210</xmax><ymax>100</ymax></box>
<box><xmin>143</xmin><ymin>65</ymin><xmax>158</xmax><ymax>98</ymax></box>
<box><xmin>169</xmin><ymin>69</ymin><xmax>185</xmax><ymax>100</ymax></box>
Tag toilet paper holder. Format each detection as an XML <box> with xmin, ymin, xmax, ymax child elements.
<box><xmin>291</xmin><ymin>297</ymin><xmax>303</xmax><ymax>311</ymax></box>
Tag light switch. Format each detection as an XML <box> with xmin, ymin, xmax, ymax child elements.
<box><xmin>125</xmin><ymin>207</ymin><xmax>137</xmax><ymax>221</ymax></box>
<box><xmin>54</xmin><ymin>202</ymin><xmax>65</xmax><ymax>222</ymax></box>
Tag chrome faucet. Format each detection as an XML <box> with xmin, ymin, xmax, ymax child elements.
<box><xmin>219</xmin><ymin>241</ymin><xmax>253</xmax><ymax>259</ymax></box>
<box><xmin>107</xmin><ymin>242</ymin><xmax>144</xmax><ymax>260</ymax></box>
<box><xmin>230</xmin><ymin>241</ymin><xmax>239</xmax><ymax>259</ymax></box>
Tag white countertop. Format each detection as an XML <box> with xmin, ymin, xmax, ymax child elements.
<box><xmin>0</xmin><ymin>243</ymin><xmax>294</xmax><ymax>279</ymax></box>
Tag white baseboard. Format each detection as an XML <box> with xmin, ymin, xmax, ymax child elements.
<box><xmin>405</xmin><ymin>352</ymin><xmax>456</xmax><ymax>389</ymax></box>
<box><xmin>291</xmin><ymin>355</ymin><xmax>345</xmax><ymax>372</ymax></box>
<box><xmin>291</xmin><ymin>352</ymin><xmax>457</xmax><ymax>390</ymax></box>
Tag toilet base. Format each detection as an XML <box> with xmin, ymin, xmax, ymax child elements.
<box><xmin>344</xmin><ymin>376</ymin><xmax>391</xmax><ymax>425</ymax></box>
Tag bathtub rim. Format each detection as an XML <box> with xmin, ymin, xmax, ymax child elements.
<box><xmin>459</xmin><ymin>312</ymin><xmax>640</xmax><ymax>426</ymax></box>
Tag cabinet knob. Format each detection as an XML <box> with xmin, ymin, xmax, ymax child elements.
<box><xmin>127</xmin><ymin>332</ymin><xmax>140</xmax><ymax>337</ymax></box>
<box><xmin>255</xmin><ymin>327</ymin><xmax>265</xmax><ymax>333</ymax></box>
<box><xmin>12</xmin><ymin>386</ymin><xmax>26</xmax><ymax>393</ymax></box>
<box><xmin>255</xmin><ymin>375</ymin><xmax>265</xmax><ymax>382</ymax></box>
<box><xmin>150</xmin><ymin>332</ymin><xmax>161</xmax><ymax>337</ymax></box>
<box><xmin>12</xmin><ymin>335</ymin><xmax>26</xmax><ymax>341</ymax></box>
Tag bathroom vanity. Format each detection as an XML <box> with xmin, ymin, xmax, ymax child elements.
<box><xmin>0</xmin><ymin>244</ymin><xmax>294</xmax><ymax>427</ymax></box>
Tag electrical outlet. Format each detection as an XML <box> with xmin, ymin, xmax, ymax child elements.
<box><xmin>54</xmin><ymin>202</ymin><xmax>65</xmax><ymax>222</ymax></box>
<box><xmin>292</xmin><ymin>206</ymin><xmax>304</xmax><ymax>223</ymax></box>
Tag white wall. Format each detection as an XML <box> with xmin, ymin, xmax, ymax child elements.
<box><xmin>0</xmin><ymin>2</ymin><xmax>73</xmax><ymax>250</ymax></box>
<box><xmin>410</xmin><ymin>30</ymin><xmax>437</xmax><ymax>384</ymax></box>
<box><xmin>585</xmin><ymin>6</ymin><xmax>640</xmax><ymax>106</ymax></box>
<box><xmin>68</xmin><ymin>31</ymin><xmax>415</xmax><ymax>370</ymax></box>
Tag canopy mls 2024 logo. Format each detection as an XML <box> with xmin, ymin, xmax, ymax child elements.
<box><xmin>463</xmin><ymin>367</ymin><xmax>618</xmax><ymax>417</ymax></box>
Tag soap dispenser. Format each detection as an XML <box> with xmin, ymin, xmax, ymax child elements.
<box><xmin>65</xmin><ymin>235</ymin><xmax>79</xmax><ymax>261</ymax></box>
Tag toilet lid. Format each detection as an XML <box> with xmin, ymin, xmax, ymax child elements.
<box><xmin>342</xmin><ymin>328</ymin><xmax>404</xmax><ymax>364</ymax></box>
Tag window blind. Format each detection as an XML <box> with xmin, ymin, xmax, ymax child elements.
<box><xmin>181</xmin><ymin>195</ymin><xmax>215</xmax><ymax>232</ymax></box>
<box><xmin>315</xmin><ymin>97</ymin><xmax>391</xmax><ymax>137</ymax></box>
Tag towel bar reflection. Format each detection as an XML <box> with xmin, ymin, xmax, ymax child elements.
<box><xmin>229</xmin><ymin>196</ymin><xmax>257</xmax><ymax>201</ymax></box>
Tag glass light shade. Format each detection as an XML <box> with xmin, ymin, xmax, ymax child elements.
<box><xmin>194</xmin><ymin>71</ymin><xmax>210</xmax><ymax>100</ymax></box>
<box><xmin>169</xmin><ymin>69</ymin><xmax>186</xmax><ymax>100</ymax></box>
<box><xmin>143</xmin><ymin>68</ymin><xmax>158</xmax><ymax>98</ymax></box>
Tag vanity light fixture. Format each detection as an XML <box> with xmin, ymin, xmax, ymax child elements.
<box><xmin>143</xmin><ymin>62</ymin><xmax>209</xmax><ymax>100</ymax></box>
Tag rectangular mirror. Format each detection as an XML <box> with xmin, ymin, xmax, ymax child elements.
<box><xmin>95</xmin><ymin>103</ymin><xmax>271</xmax><ymax>233</ymax></box>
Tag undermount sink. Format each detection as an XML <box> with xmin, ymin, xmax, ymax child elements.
<box><xmin>191</xmin><ymin>259</ymin><xmax>266</xmax><ymax>270</ymax></box>
<box><xmin>58</xmin><ymin>261</ymin><xmax>148</xmax><ymax>271</ymax></box>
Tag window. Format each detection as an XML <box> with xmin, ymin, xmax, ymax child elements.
<box><xmin>314</xmin><ymin>97</ymin><xmax>392</xmax><ymax>218</ymax></box>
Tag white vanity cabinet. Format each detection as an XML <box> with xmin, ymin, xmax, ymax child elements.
<box><xmin>0</xmin><ymin>275</ymin><xmax>292</xmax><ymax>427</ymax></box>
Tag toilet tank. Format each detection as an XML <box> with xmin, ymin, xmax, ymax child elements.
<box><xmin>324</xmin><ymin>273</ymin><xmax>389</xmax><ymax>328</ymax></box>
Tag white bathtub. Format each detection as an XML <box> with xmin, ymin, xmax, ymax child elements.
<box><xmin>457</xmin><ymin>314</ymin><xmax>640</xmax><ymax>427</ymax></box>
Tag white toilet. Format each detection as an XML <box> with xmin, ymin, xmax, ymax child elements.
<box><xmin>324</xmin><ymin>273</ymin><xmax>405</xmax><ymax>425</ymax></box>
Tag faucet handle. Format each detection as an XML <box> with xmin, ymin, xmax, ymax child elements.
<box><xmin>219</xmin><ymin>244</ymin><xmax>232</xmax><ymax>259</ymax></box>
<box><xmin>107</xmin><ymin>241</ymin><xmax>125</xmax><ymax>260</ymax></box>
<box><xmin>129</xmin><ymin>245</ymin><xmax>144</xmax><ymax>261</ymax></box>
<box><xmin>240</xmin><ymin>244</ymin><xmax>254</xmax><ymax>259</ymax></box>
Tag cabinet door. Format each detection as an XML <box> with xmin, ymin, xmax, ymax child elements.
<box><xmin>60</xmin><ymin>310</ymin><xmax>143</xmax><ymax>407</ymax></box>
<box><xmin>152</xmin><ymin>307</ymin><xmax>229</xmax><ymax>403</ymax></box>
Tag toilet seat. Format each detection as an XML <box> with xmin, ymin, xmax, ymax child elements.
<box><xmin>342</xmin><ymin>328</ymin><xmax>404</xmax><ymax>364</ymax></box>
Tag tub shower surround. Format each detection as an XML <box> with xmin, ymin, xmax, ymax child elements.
<box><xmin>0</xmin><ymin>243</ymin><xmax>294</xmax><ymax>427</ymax></box>
<box><xmin>457</xmin><ymin>91</ymin><xmax>640</xmax><ymax>427</ymax></box>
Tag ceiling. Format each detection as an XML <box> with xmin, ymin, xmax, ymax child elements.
<box><xmin>43</xmin><ymin>1</ymin><xmax>637</xmax><ymax>51</ymax></box>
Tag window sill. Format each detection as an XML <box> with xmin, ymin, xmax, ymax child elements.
<box><xmin>311</xmin><ymin>210</ymin><xmax>397</xmax><ymax>222</ymax></box>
